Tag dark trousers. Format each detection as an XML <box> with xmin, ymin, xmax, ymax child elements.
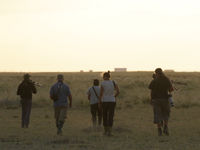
<box><xmin>90</xmin><ymin>103</ymin><xmax>102</xmax><ymax>126</ymax></box>
<box><xmin>152</xmin><ymin>98</ymin><xmax>170</xmax><ymax>124</ymax></box>
<box><xmin>21</xmin><ymin>99</ymin><xmax>32</xmax><ymax>128</ymax></box>
<box><xmin>102</xmin><ymin>102</ymin><xmax>116</xmax><ymax>127</ymax></box>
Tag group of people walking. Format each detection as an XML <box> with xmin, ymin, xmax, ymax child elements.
<box><xmin>16</xmin><ymin>68</ymin><xmax>174</xmax><ymax>136</ymax></box>
<box><xmin>87</xmin><ymin>72</ymin><xmax>120</xmax><ymax>136</ymax></box>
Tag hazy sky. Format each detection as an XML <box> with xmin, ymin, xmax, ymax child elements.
<box><xmin>0</xmin><ymin>0</ymin><xmax>200</xmax><ymax>72</ymax></box>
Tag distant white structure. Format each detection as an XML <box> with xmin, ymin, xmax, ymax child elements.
<box><xmin>114</xmin><ymin>68</ymin><xmax>127</xmax><ymax>72</ymax></box>
<box><xmin>164</xmin><ymin>69</ymin><xmax>175</xmax><ymax>72</ymax></box>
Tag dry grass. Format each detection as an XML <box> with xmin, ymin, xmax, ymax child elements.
<box><xmin>1</xmin><ymin>72</ymin><xmax>200</xmax><ymax>108</ymax></box>
<box><xmin>0</xmin><ymin>72</ymin><xmax>200</xmax><ymax>150</ymax></box>
<box><xmin>0</xmin><ymin>106</ymin><xmax>200</xmax><ymax>150</ymax></box>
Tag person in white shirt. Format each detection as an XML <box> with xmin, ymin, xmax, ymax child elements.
<box><xmin>87</xmin><ymin>79</ymin><xmax>102</xmax><ymax>127</ymax></box>
<box><xmin>99</xmin><ymin>71</ymin><xmax>120</xmax><ymax>136</ymax></box>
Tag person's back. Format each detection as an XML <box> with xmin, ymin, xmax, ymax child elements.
<box><xmin>148</xmin><ymin>68</ymin><xmax>173</xmax><ymax>136</ymax></box>
<box><xmin>88</xmin><ymin>86</ymin><xmax>100</xmax><ymax>105</ymax></box>
<box><xmin>50</xmin><ymin>82</ymin><xmax>71</xmax><ymax>107</ymax></box>
<box><xmin>17</xmin><ymin>79</ymin><xmax>37</xmax><ymax>99</ymax></box>
<box><xmin>101</xmin><ymin>80</ymin><xmax>116</xmax><ymax>102</ymax></box>
<box><xmin>50</xmin><ymin>74</ymin><xmax>72</xmax><ymax>135</ymax></box>
<box><xmin>100</xmin><ymin>72</ymin><xmax>119</xmax><ymax>136</ymax></box>
<box><xmin>17</xmin><ymin>74</ymin><xmax>37</xmax><ymax>128</ymax></box>
<box><xmin>153</xmin><ymin>75</ymin><xmax>171</xmax><ymax>99</ymax></box>
<box><xmin>87</xmin><ymin>79</ymin><xmax>102</xmax><ymax>127</ymax></box>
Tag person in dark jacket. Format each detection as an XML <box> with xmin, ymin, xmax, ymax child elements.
<box><xmin>149</xmin><ymin>68</ymin><xmax>173</xmax><ymax>136</ymax></box>
<box><xmin>17</xmin><ymin>74</ymin><xmax>37</xmax><ymax>128</ymax></box>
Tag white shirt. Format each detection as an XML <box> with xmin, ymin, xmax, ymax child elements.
<box><xmin>101</xmin><ymin>80</ymin><xmax>116</xmax><ymax>102</ymax></box>
<box><xmin>87</xmin><ymin>86</ymin><xmax>100</xmax><ymax>104</ymax></box>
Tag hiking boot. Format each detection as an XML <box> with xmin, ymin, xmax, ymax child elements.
<box><xmin>107</xmin><ymin>127</ymin><xmax>113</xmax><ymax>136</ymax></box>
<box><xmin>163</xmin><ymin>125</ymin><xmax>169</xmax><ymax>136</ymax></box>
<box><xmin>92</xmin><ymin>122</ymin><xmax>97</xmax><ymax>129</ymax></box>
<box><xmin>98</xmin><ymin>122</ymin><xmax>102</xmax><ymax>127</ymax></box>
<box><xmin>160</xmin><ymin>121</ymin><xmax>164</xmax><ymax>128</ymax></box>
<box><xmin>170</xmin><ymin>102</ymin><xmax>174</xmax><ymax>107</ymax></box>
<box><xmin>92</xmin><ymin>119</ymin><xmax>97</xmax><ymax>126</ymax></box>
<box><xmin>158</xmin><ymin>128</ymin><xmax>162</xmax><ymax>136</ymax></box>
<box><xmin>103</xmin><ymin>127</ymin><xmax>108</xmax><ymax>136</ymax></box>
<box><xmin>95</xmin><ymin>125</ymin><xmax>101</xmax><ymax>131</ymax></box>
<box><xmin>57</xmin><ymin>128</ymin><xmax>62</xmax><ymax>135</ymax></box>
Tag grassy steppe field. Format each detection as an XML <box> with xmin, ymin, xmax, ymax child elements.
<box><xmin>0</xmin><ymin>72</ymin><xmax>200</xmax><ymax>150</ymax></box>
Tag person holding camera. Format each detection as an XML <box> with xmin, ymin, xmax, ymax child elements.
<box><xmin>149</xmin><ymin>68</ymin><xmax>173</xmax><ymax>136</ymax></box>
<box><xmin>17</xmin><ymin>74</ymin><xmax>37</xmax><ymax>128</ymax></box>
<box><xmin>50</xmin><ymin>74</ymin><xmax>72</xmax><ymax>135</ymax></box>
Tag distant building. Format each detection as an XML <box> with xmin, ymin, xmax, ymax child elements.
<box><xmin>80</xmin><ymin>70</ymin><xmax>84</xmax><ymax>72</ymax></box>
<box><xmin>89</xmin><ymin>70</ymin><xmax>93</xmax><ymax>72</ymax></box>
<box><xmin>164</xmin><ymin>69</ymin><xmax>175</xmax><ymax>72</ymax></box>
<box><xmin>114</xmin><ymin>68</ymin><xmax>127</xmax><ymax>72</ymax></box>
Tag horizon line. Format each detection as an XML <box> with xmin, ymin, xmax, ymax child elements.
<box><xmin>0</xmin><ymin>70</ymin><xmax>199</xmax><ymax>73</ymax></box>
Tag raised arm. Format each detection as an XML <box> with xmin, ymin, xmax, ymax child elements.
<box><xmin>32</xmin><ymin>84</ymin><xmax>37</xmax><ymax>94</ymax></box>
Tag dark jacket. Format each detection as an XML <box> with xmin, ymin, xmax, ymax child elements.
<box><xmin>149</xmin><ymin>75</ymin><xmax>172</xmax><ymax>99</ymax></box>
<box><xmin>17</xmin><ymin>80</ymin><xmax>37</xmax><ymax>99</ymax></box>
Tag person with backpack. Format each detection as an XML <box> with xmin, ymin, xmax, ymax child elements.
<box><xmin>50</xmin><ymin>74</ymin><xmax>72</xmax><ymax>135</ymax></box>
<box><xmin>87</xmin><ymin>79</ymin><xmax>102</xmax><ymax>128</ymax></box>
<box><xmin>150</xmin><ymin>73</ymin><xmax>174</xmax><ymax>107</ymax></box>
<box><xmin>148</xmin><ymin>68</ymin><xmax>174</xmax><ymax>136</ymax></box>
<box><xmin>99</xmin><ymin>71</ymin><xmax>120</xmax><ymax>136</ymax></box>
<box><xmin>17</xmin><ymin>74</ymin><xmax>37</xmax><ymax>128</ymax></box>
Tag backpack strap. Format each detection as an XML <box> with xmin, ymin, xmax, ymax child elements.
<box><xmin>55</xmin><ymin>83</ymin><xmax>62</xmax><ymax>98</ymax></box>
<box><xmin>92</xmin><ymin>87</ymin><xmax>99</xmax><ymax>99</ymax></box>
<box><xmin>57</xmin><ymin>84</ymin><xmax>62</xmax><ymax>94</ymax></box>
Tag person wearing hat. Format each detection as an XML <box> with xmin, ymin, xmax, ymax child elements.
<box><xmin>148</xmin><ymin>68</ymin><xmax>174</xmax><ymax>136</ymax></box>
<box><xmin>50</xmin><ymin>74</ymin><xmax>72</xmax><ymax>135</ymax></box>
<box><xmin>17</xmin><ymin>74</ymin><xmax>37</xmax><ymax>128</ymax></box>
<box><xmin>99</xmin><ymin>71</ymin><xmax>120</xmax><ymax>136</ymax></box>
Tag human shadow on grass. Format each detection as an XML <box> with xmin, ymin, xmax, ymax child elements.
<box><xmin>81</xmin><ymin>126</ymin><xmax>132</xmax><ymax>134</ymax></box>
<box><xmin>50</xmin><ymin>137</ymin><xmax>95</xmax><ymax>148</ymax></box>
